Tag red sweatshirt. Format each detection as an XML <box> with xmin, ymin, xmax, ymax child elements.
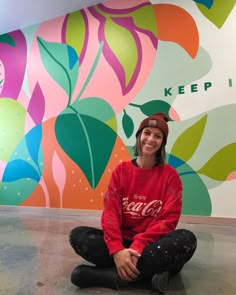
<box><xmin>101</xmin><ymin>160</ymin><xmax>182</xmax><ymax>255</ymax></box>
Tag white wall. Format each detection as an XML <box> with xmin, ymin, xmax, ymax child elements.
<box><xmin>0</xmin><ymin>0</ymin><xmax>106</xmax><ymax>34</ymax></box>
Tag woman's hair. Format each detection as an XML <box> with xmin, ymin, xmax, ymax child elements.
<box><xmin>133</xmin><ymin>132</ymin><xmax>166</xmax><ymax>165</ymax></box>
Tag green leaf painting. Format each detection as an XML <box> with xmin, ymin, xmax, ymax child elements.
<box><xmin>0</xmin><ymin>98</ymin><xmax>26</xmax><ymax>162</ymax></box>
<box><xmin>89</xmin><ymin>3</ymin><xmax>157</xmax><ymax>94</ymax></box>
<box><xmin>171</xmin><ymin>115</ymin><xmax>207</xmax><ymax>163</ymax></box>
<box><xmin>64</xmin><ymin>10</ymin><xmax>87</xmax><ymax>60</ymax></box>
<box><xmin>132</xmin><ymin>5</ymin><xmax>157</xmax><ymax>36</ymax></box>
<box><xmin>55</xmin><ymin>113</ymin><xmax>117</xmax><ymax>189</ymax></box>
<box><xmin>104</xmin><ymin>18</ymin><xmax>138</xmax><ymax>88</ymax></box>
<box><xmin>196</xmin><ymin>0</ymin><xmax>236</xmax><ymax>28</ymax></box>
<box><xmin>197</xmin><ymin>143</ymin><xmax>236</xmax><ymax>181</ymax></box>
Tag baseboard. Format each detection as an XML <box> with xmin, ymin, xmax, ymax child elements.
<box><xmin>0</xmin><ymin>205</ymin><xmax>102</xmax><ymax>217</ymax></box>
<box><xmin>0</xmin><ymin>205</ymin><xmax>235</xmax><ymax>226</ymax></box>
<box><xmin>180</xmin><ymin>215</ymin><xmax>236</xmax><ymax>227</ymax></box>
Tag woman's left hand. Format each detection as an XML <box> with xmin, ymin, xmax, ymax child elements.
<box><xmin>113</xmin><ymin>248</ymin><xmax>141</xmax><ymax>281</ymax></box>
<box><xmin>130</xmin><ymin>251</ymin><xmax>140</xmax><ymax>268</ymax></box>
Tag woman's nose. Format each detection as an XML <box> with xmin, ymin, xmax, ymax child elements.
<box><xmin>147</xmin><ymin>134</ymin><xmax>155</xmax><ymax>141</ymax></box>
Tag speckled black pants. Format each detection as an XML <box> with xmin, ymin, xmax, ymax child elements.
<box><xmin>69</xmin><ymin>226</ymin><xmax>197</xmax><ymax>279</ymax></box>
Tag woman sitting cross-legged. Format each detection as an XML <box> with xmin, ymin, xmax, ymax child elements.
<box><xmin>69</xmin><ymin>113</ymin><xmax>197</xmax><ymax>294</ymax></box>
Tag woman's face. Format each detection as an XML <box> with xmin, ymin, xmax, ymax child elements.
<box><xmin>140</xmin><ymin>127</ymin><xmax>163</xmax><ymax>156</ymax></box>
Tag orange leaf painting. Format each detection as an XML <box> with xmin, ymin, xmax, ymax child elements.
<box><xmin>153</xmin><ymin>4</ymin><xmax>199</xmax><ymax>58</ymax></box>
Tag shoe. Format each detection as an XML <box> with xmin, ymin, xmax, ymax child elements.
<box><xmin>151</xmin><ymin>271</ymin><xmax>169</xmax><ymax>294</ymax></box>
<box><xmin>71</xmin><ymin>264</ymin><xmax>124</xmax><ymax>290</ymax></box>
<box><xmin>71</xmin><ymin>265</ymin><xmax>92</xmax><ymax>288</ymax></box>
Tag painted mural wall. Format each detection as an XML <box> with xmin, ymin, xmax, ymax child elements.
<box><xmin>0</xmin><ymin>0</ymin><xmax>235</xmax><ymax>217</ymax></box>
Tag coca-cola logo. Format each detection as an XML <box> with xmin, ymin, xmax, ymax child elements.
<box><xmin>122</xmin><ymin>197</ymin><xmax>162</xmax><ymax>218</ymax></box>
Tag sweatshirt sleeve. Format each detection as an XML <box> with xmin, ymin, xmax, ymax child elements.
<box><xmin>101</xmin><ymin>164</ymin><xmax>125</xmax><ymax>255</ymax></box>
<box><xmin>130</xmin><ymin>168</ymin><xmax>182</xmax><ymax>254</ymax></box>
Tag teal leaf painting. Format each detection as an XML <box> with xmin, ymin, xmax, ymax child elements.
<box><xmin>25</xmin><ymin>124</ymin><xmax>42</xmax><ymax>167</ymax></box>
<box><xmin>194</xmin><ymin>0</ymin><xmax>214</xmax><ymax>9</ymax></box>
<box><xmin>70</xmin><ymin>97</ymin><xmax>116</xmax><ymax>130</ymax></box>
<box><xmin>171</xmin><ymin>115</ymin><xmax>207</xmax><ymax>163</ymax></box>
<box><xmin>168</xmin><ymin>154</ymin><xmax>212</xmax><ymax>216</ymax></box>
<box><xmin>126</xmin><ymin>145</ymin><xmax>135</xmax><ymax>158</ymax></box>
<box><xmin>130</xmin><ymin>100</ymin><xmax>172</xmax><ymax>119</ymax></box>
<box><xmin>0</xmin><ymin>34</ymin><xmax>15</xmax><ymax>46</ymax></box>
<box><xmin>0</xmin><ymin>178</ymin><xmax>39</xmax><ymax>206</ymax></box>
<box><xmin>140</xmin><ymin>100</ymin><xmax>172</xmax><ymax>118</ymax></box>
<box><xmin>55</xmin><ymin>112</ymin><xmax>117</xmax><ymax>188</ymax></box>
<box><xmin>37</xmin><ymin>37</ymin><xmax>79</xmax><ymax>104</ymax></box>
<box><xmin>181</xmin><ymin>169</ymin><xmax>212</xmax><ymax>216</ymax></box>
<box><xmin>122</xmin><ymin>111</ymin><xmax>134</xmax><ymax>138</ymax></box>
<box><xmin>2</xmin><ymin>159</ymin><xmax>40</xmax><ymax>182</ymax></box>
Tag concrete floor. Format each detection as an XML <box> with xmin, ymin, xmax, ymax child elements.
<box><xmin>0</xmin><ymin>210</ymin><xmax>236</xmax><ymax>295</ymax></box>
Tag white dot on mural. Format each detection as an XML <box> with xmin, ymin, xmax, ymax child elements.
<box><xmin>79</xmin><ymin>179</ymin><xmax>82</xmax><ymax>183</ymax></box>
<box><xmin>85</xmin><ymin>187</ymin><xmax>88</xmax><ymax>191</ymax></box>
<box><xmin>4</xmin><ymin>186</ymin><xmax>7</xmax><ymax>190</ymax></box>
<box><xmin>27</xmin><ymin>178</ymin><xmax>30</xmax><ymax>181</ymax></box>
<box><xmin>14</xmin><ymin>152</ymin><xmax>18</xmax><ymax>155</ymax></box>
<box><xmin>73</xmin><ymin>184</ymin><xmax>76</xmax><ymax>187</ymax></box>
<box><xmin>108</xmin><ymin>169</ymin><xmax>111</xmax><ymax>173</ymax></box>
<box><xmin>40</xmin><ymin>162</ymin><xmax>43</xmax><ymax>166</ymax></box>
<box><xmin>114</xmin><ymin>154</ymin><xmax>118</xmax><ymax>157</ymax></box>
<box><xmin>121</xmin><ymin>147</ymin><xmax>124</xmax><ymax>150</ymax></box>
<box><xmin>119</xmin><ymin>159</ymin><xmax>122</xmax><ymax>163</ymax></box>
<box><xmin>90</xmin><ymin>199</ymin><xmax>94</xmax><ymax>203</ymax></box>
<box><xmin>101</xmin><ymin>192</ymin><xmax>104</xmax><ymax>196</ymax></box>
<box><xmin>18</xmin><ymin>192</ymin><xmax>21</xmax><ymax>196</ymax></box>
<box><xmin>27</xmin><ymin>157</ymin><xmax>30</xmax><ymax>161</ymax></box>
<box><xmin>72</xmin><ymin>170</ymin><xmax>75</xmax><ymax>174</ymax></box>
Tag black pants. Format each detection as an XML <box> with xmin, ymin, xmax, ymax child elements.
<box><xmin>69</xmin><ymin>226</ymin><xmax>197</xmax><ymax>279</ymax></box>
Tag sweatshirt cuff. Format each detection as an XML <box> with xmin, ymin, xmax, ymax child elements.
<box><xmin>106</xmin><ymin>240</ymin><xmax>125</xmax><ymax>256</ymax></box>
<box><xmin>129</xmin><ymin>240</ymin><xmax>147</xmax><ymax>255</ymax></box>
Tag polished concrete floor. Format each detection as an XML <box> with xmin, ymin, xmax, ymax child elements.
<box><xmin>0</xmin><ymin>209</ymin><xmax>236</xmax><ymax>295</ymax></box>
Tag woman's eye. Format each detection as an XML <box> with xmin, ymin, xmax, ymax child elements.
<box><xmin>155</xmin><ymin>135</ymin><xmax>162</xmax><ymax>139</ymax></box>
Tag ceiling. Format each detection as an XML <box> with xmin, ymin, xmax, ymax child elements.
<box><xmin>0</xmin><ymin>0</ymin><xmax>106</xmax><ymax>35</ymax></box>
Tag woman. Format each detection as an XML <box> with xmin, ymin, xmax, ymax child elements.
<box><xmin>69</xmin><ymin>112</ymin><xmax>197</xmax><ymax>293</ymax></box>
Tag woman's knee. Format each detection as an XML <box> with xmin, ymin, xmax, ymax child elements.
<box><xmin>69</xmin><ymin>226</ymin><xmax>100</xmax><ymax>250</ymax></box>
<box><xmin>69</xmin><ymin>226</ymin><xmax>102</xmax><ymax>258</ymax></box>
<box><xmin>69</xmin><ymin>226</ymin><xmax>86</xmax><ymax>244</ymax></box>
<box><xmin>162</xmin><ymin>228</ymin><xmax>197</xmax><ymax>257</ymax></box>
<box><xmin>70</xmin><ymin>226</ymin><xmax>100</xmax><ymax>239</ymax></box>
<box><xmin>176</xmin><ymin>229</ymin><xmax>197</xmax><ymax>246</ymax></box>
<box><xmin>174</xmin><ymin>229</ymin><xmax>197</xmax><ymax>259</ymax></box>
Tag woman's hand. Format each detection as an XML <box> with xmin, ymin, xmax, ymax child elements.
<box><xmin>113</xmin><ymin>248</ymin><xmax>141</xmax><ymax>281</ymax></box>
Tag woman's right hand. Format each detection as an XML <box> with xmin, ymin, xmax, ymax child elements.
<box><xmin>113</xmin><ymin>248</ymin><xmax>141</xmax><ymax>281</ymax></box>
